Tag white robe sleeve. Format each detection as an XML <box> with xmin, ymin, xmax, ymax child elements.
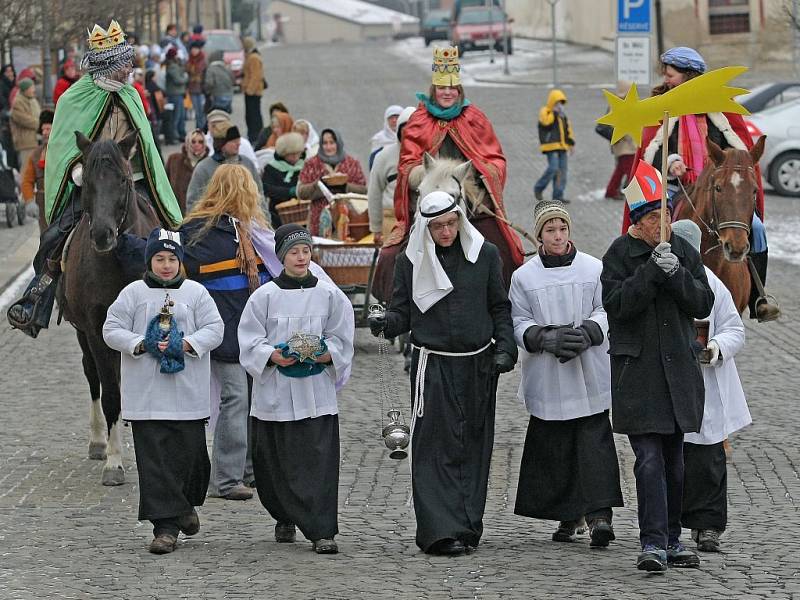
<box><xmin>709</xmin><ymin>282</ymin><xmax>745</xmax><ymax>366</ymax></box>
<box><xmin>509</xmin><ymin>271</ymin><xmax>540</xmax><ymax>350</ymax></box>
<box><xmin>103</xmin><ymin>286</ymin><xmax>145</xmax><ymax>357</ymax></box>
<box><xmin>586</xmin><ymin>276</ymin><xmax>609</xmax><ymax>335</ymax></box>
<box><xmin>323</xmin><ymin>285</ymin><xmax>355</xmax><ymax>382</ymax></box>
<box><xmin>183</xmin><ymin>287</ymin><xmax>224</xmax><ymax>359</ymax></box>
<box><xmin>238</xmin><ymin>289</ymin><xmax>277</xmax><ymax>380</ymax></box>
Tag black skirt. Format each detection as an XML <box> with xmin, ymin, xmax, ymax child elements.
<box><xmin>682</xmin><ymin>441</ymin><xmax>727</xmax><ymax>531</ymax></box>
<box><xmin>131</xmin><ymin>420</ymin><xmax>210</xmax><ymax>521</ymax></box>
<box><xmin>410</xmin><ymin>348</ymin><xmax>497</xmax><ymax>552</ymax></box>
<box><xmin>514</xmin><ymin>410</ymin><xmax>623</xmax><ymax>521</ymax></box>
<box><xmin>251</xmin><ymin>414</ymin><xmax>339</xmax><ymax>541</ymax></box>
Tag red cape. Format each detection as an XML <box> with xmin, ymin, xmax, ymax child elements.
<box><xmin>621</xmin><ymin>112</ymin><xmax>765</xmax><ymax>233</ymax></box>
<box><xmin>387</xmin><ymin>102</ymin><xmax>524</xmax><ymax>267</ymax></box>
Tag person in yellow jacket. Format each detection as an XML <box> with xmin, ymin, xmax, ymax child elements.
<box><xmin>242</xmin><ymin>37</ymin><xmax>266</xmax><ymax>143</ymax></box>
<box><xmin>534</xmin><ymin>89</ymin><xmax>574</xmax><ymax>203</ymax></box>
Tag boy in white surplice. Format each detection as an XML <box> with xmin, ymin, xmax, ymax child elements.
<box><xmin>237</xmin><ymin>224</ymin><xmax>354</xmax><ymax>555</ymax></box>
<box><xmin>509</xmin><ymin>201</ymin><xmax>623</xmax><ymax>547</ymax></box>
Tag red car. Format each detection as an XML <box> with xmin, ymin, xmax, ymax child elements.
<box><xmin>451</xmin><ymin>7</ymin><xmax>513</xmax><ymax>55</ymax></box>
<box><xmin>203</xmin><ymin>29</ymin><xmax>244</xmax><ymax>89</ymax></box>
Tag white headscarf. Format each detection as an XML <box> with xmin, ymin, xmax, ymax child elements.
<box><xmin>294</xmin><ymin>118</ymin><xmax>320</xmax><ymax>155</ymax></box>
<box><xmin>370</xmin><ymin>105</ymin><xmax>403</xmax><ymax>151</ymax></box>
<box><xmin>405</xmin><ymin>191</ymin><xmax>484</xmax><ymax>313</ymax></box>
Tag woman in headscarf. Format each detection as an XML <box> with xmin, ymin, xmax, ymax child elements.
<box><xmin>166</xmin><ymin>129</ymin><xmax>210</xmax><ymax>214</ymax></box>
<box><xmin>265</xmin><ymin>110</ymin><xmax>294</xmax><ymax>150</ymax></box>
<box><xmin>621</xmin><ymin>46</ymin><xmax>779</xmax><ymax>323</ymax></box>
<box><xmin>262</xmin><ymin>132</ymin><xmax>306</xmax><ymax>227</ymax></box>
<box><xmin>373</xmin><ymin>46</ymin><xmax>523</xmax><ymax>302</ymax></box>
<box><xmin>369</xmin><ymin>104</ymin><xmax>402</xmax><ymax>152</ymax></box>
<box><xmin>297</xmin><ymin>128</ymin><xmax>366</xmax><ymax>236</ymax></box>
<box><xmin>292</xmin><ymin>119</ymin><xmax>319</xmax><ymax>157</ymax></box>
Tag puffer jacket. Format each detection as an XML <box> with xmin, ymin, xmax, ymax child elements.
<box><xmin>537</xmin><ymin>89</ymin><xmax>574</xmax><ymax>153</ymax></box>
<box><xmin>10</xmin><ymin>93</ymin><xmax>40</xmax><ymax>151</ymax></box>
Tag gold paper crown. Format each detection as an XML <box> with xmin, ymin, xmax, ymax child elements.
<box><xmin>432</xmin><ymin>46</ymin><xmax>461</xmax><ymax>87</ymax></box>
<box><xmin>87</xmin><ymin>20</ymin><xmax>126</xmax><ymax>51</ymax></box>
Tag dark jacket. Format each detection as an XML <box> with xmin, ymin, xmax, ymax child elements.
<box><xmin>262</xmin><ymin>153</ymin><xmax>303</xmax><ymax>227</ymax></box>
<box><xmin>601</xmin><ymin>233</ymin><xmax>714</xmax><ymax>436</ymax></box>
<box><xmin>180</xmin><ymin>218</ymin><xmax>271</xmax><ymax>362</ymax></box>
<box><xmin>384</xmin><ymin>240</ymin><xmax>517</xmax><ymax>361</ymax></box>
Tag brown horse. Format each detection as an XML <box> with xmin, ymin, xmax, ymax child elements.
<box><xmin>59</xmin><ymin>131</ymin><xmax>160</xmax><ymax>486</ymax></box>
<box><xmin>676</xmin><ymin>136</ymin><xmax>766</xmax><ymax>313</ymax></box>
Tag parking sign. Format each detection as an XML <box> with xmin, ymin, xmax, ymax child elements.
<box><xmin>618</xmin><ymin>0</ymin><xmax>651</xmax><ymax>33</ymax></box>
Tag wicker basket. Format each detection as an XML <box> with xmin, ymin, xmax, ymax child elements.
<box><xmin>275</xmin><ymin>199</ymin><xmax>311</xmax><ymax>226</ymax></box>
<box><xmin>313</xmin><ymin>243</ymin><xmax>376</xmax><ymax>286</ymax></box>
<box><xmin>322</xmin><ymin>173</ymin><xmax>348</xmax><ymax>187</ymax></box>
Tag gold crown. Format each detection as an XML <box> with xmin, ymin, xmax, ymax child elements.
<box><xmin>87</xmin><ymin>20</ymin><xmax>126</xmax><ymax>51</ymax></box>
<box><xmin>432</xmin><ymin>46</ymin><xmax>461</xmax><ymax>86</ymax></box>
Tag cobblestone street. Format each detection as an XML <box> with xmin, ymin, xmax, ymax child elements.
<box><xmin>1</xmin><ymin>41</ymin><xmax>798</xmax><ymax>599</ymax></box>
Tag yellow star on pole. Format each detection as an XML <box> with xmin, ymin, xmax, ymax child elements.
<box><xmin>596</xmin><ymin>66</ymin><xmax>751</xmax><ymax>146</ymax></box>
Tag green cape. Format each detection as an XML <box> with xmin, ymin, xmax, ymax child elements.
<box><xmin>45</xmin><ymin>75</ymin><xmax>181</xmax><ymax>226</ymax></box>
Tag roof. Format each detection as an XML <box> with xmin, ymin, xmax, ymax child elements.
<box><xmin>276</xmin><ymin>0</ymin><xmax>419</xmax><ymax>25</ymax></box>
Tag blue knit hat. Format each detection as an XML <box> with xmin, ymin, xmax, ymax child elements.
<box><xmin>661</xmin><ymin>47</ymin><xmax>706</xmax><ymax>74</ymax></box>
<box><xmin>145</xmin><ymin>228</ymin><xmax>184</xmax><ymax>267</ymax></box>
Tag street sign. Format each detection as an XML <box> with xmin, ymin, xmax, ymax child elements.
<box><xmin>618</xmin><ymin>0</ymin><xmax>651</xmax><ymax>33</ymax></box>
<box><xmin>616</xmin><ymin>36</ymin><xmax>651</xmax><ymax>86</ymax></box>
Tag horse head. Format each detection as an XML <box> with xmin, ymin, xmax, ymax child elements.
<box><xmin>418</xmin><ymin>152</ymin><xmax>473</xmax><ymax>208</ymax></box>
<box><xmin>75</xmin><ymin>130</ymin><xmax>138</xmax><ymax>254</ymax></box>
<box><xmin>703</xmin><ymin>135</ymin><xmax>765</xmax><ymax>263</ymax></box>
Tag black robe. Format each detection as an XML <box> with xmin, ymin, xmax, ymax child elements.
<box><xmin>250</xmin><ymin>270</ymin><xmax>340</xmax><ymax>541</ymax></box>
<box><xmin>384</xmin><ymin>240</ymin><xmax>516</xmax><ymax>551</ymax></box>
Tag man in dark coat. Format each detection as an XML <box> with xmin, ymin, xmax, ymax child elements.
<box><xmin>601</xmin><ymin>161</ymin><xmax>714</xmax><ymax>572</ymax></box>
<box><xmin>369</xmin><ymin>190</ymin><xmax>517</xmax><ymax>556</ymax></box>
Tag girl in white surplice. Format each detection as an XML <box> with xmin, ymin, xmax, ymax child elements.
<box><xmin>509</xmin><ymin>201</ymin><xmax>623</xmax><ymax>547</ymax></box>
<box><xmin>237</xmin><ymin>224</ymin><xmax>354</xmax><ymax>555</ymax></box>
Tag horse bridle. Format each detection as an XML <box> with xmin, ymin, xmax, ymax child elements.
<box><xmin>679</xmin><ymin>164</ymin><xmax>755</xmax><ymax>254</ymax></box>
<box><xmin>85</xmin><ymin>158</ymin><xmax>135</xmax><ymax>235</ymax></box>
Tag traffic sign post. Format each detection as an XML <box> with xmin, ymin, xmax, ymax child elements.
<box><xmin>616</xmin><ymin>0</ymin><xmax>653</xmax><ymax>86</ymax></box>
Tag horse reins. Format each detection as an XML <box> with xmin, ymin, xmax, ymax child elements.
<box><xmin>678</xmin><ymin>164</ymin><xmax>755</xmax><ymax>255</ymax></box>
<box><xmin>85</xmin><ymin>157</ymin><xmax>135</xmax><ymax>235</ymax></box>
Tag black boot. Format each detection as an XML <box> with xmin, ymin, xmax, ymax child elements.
<box><xmin>747</xmin><ymin>251</ymin><xmax>780</xmax><ymax>322</ymax></box>
<box><xmin>6</xmin><ymin>272</ymin><xmax>59</xmax><ymax>338</ymax></box>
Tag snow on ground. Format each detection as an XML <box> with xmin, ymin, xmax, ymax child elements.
<box><xmin>576</xmin><ymin>188</ymin><xmax>606</xmax><ymax>202</ymax></box>
<box><xmin>765</xmin><ymin>213</ymin><xmax>800</xmax><ymax>266</ymax></box>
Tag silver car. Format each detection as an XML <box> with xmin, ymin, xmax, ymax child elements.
<box><xmin>746</xmin><ymin>99</ymin><xmax>800</xmax><ymax>197</ymax></box>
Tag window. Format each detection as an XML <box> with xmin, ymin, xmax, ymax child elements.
<box><xmin>709</xmin><ymin>0</ymin><xmax>750</xmax><ymax>34</ymax></box>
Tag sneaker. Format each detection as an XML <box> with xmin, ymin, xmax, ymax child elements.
<box><xmin>667</xmin><ymin>542</ymin><xmax>701</xmax><ymax>567</ymax></box>
<box><xmin>149</xmin><ymin>533</ymin><xmax>178</xmax><ymax>554</ymax></box>
<box><xmin>275</xmin><ymin>522</ymin><xmax>296</xmax><ymax>543</ymax></box>
<box><xmin>177</xmin><ymin>509</ymin><xmax>200</xmax><ymax>536</ymax></box>
<box><xmin>552</xmin><ymin>520</ymin><xmax>577</xmax><ymax>543</ymax></box>
<box><xmin>534</xmin><ymin>189</ymin><xmax>543</xmax><ymax>201</ymax></box>
<box><xmin>312</xmin><ymin>538</ymin><xmax>338</xmax><ymax>554</ymax></box>
<box><xmin>637</xmin><ymin>544</ymin><xmax>668</xmax><ymax>572</ymax></box>
<box><xmin>220</xmin><ymin>484</ymin><xmax>253</xmax><ymax>500</ymax></box>
<box><xmin>588</xmin><ymin>518</ymin><xmax>616</xmax><ymax>548</ymax></box>
<box><xmin>695</xmin><ymin>529</ymin><xmax>722</xmax><ymax>553</ymax></box>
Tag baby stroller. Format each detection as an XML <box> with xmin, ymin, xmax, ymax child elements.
<box><xmin>0</xmin><ymin>141</ymin><xmax>24</xmax><ymax>227</ymax></box>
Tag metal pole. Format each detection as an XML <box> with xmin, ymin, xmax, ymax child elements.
<box><xmin>795</xmin><ymin>0</ymin><xmax>800</xmax><ymax>78</ymax></box>
<box><xmin>488</xmin><ymin>0</ymin><xmax>495</xmax><ymax>64</ymax></box>
<box><xmin>548</xmin><ymin>0</ymin><xmax>558</xmax><ymax>87</ymax></box>
<box><xmin>41</xmin><ymin>0</ymin><xmax>53</xmax><ymax>105</ymax></box>
<box><xmin>502</xmin><ymin>0</ymin><xmax>509</xmax><ymax>75</ymax></box>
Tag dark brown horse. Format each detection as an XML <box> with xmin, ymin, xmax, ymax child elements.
<box><xmin>676</xmin><ymin>136</ymin><xmax>766</xmax><ymax>313</ymax></box>
<box><xmin>59</xmin><ymin>131</ymin><xmax>160</xmax><ymax>485</ymax></box>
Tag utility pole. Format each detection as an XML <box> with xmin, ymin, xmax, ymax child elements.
<box><xmin>41</xmin><ymin>0</ymin><xmax>53</xmax><ymax>106</ymax></box>
<box><xmin>795</xmin><ymin>0</ymin><xmax>800</xmax><ymax>78</ymax></box>
<box><xmin>547</xmin><ymin>0</ymin><xmax>558</xmax><ymax>87</ymax></box>
<box><xmin>488</xmin><ymin>0</ymin><xmax>495</xmax><ymax>64</ymax></box>
<box><xmin>502</xmin><ymin>0</ymin><xmax>509</xmax><ymax>75</ymax></box>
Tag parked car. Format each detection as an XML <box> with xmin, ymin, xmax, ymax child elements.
<box><xmin>422</xmin><ymin>9</ymin><xmax>451</xmax><ymax>46</ymax></box>
<box><xmin>451</xmin><ymin>7</ymin><xmax>513</xmax><ymax>55</ymax></box>
<box><xmin>738</xmin><ymin>82</ymin><xmax>800</xmax><ymax>113</ymax></box>
<box><xmin>746</xmin><ymin>99</ymin><xmax>800</xmax><ymax>197</ymax></box>
<box><xmin>204</xmin><ymin>29</ymin><xmax>244</xmax><ymax>89</ymax></box>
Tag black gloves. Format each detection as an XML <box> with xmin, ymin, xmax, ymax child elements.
<box><xmin>494</xmin><ymin>351</ymin><xmax>516</xmax><ymax>374</ymax></box>
<box><xmin>368</xmin><ymin>313</ymin><xmax>387</xmax><ymax>337</ymax></box>
<box><xmin>531</xmin><ymin>323</ymin><xmax>602</xmax><ymax>363</ymax></box>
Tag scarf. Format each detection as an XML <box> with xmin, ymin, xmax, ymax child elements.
<box><xmin>184</xmin><ymin>129</ymin><xmax>208</xmax><ymax>167</ymax></box>
<box><xmin>415</xmin><ymin>92</ymin><xmax>471</xmax><ymax>121</ymax></box>
<box><xmin>678</xmin><ymin>114</ymin><xmax>708</xmax><ymax>184</ymax></box>
<box><xmin>539</xmin><ymin>242</ymin><xmax>577</xmax><ymax>268</ymax></box>
<box><xmin>273</xmin><ymin>270</ymin><xmax>319</xmax><ymax>290</ymax></box>
<box><xmin>231</xmin><ymin>218</ymin><xmax>262</xmax><ymax>294</ymax></box>
<box><xmin>317</xmin><ymin>128</ymin><xmax>346</xmax><ymax>166</ymax></box>
<box><xmin>269</xmin><ymin>157</ymin><xmax>305</xmax><ymax>182</ymax></box>
<box><xmin>144</xmin><ymin>270</ymin><xmax>186</xmax><ymax>288</ymax></box>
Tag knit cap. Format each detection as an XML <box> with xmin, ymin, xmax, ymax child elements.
<box><xmin>672</xmin><ymin>219</ymin><xmax>702</xmax><ymax>253</ymax></box>
<box><xmin>145</xmin><ymin>228</ymin><xmax>184</xmax><ymax>267</ymax></box>
<box><xmin>533</xmin><ymin>200</ymin><xmax>571</xmax><ymax>240</ymax></box>
<box><xmin>274</xmin><ymin>224</ymin><xmax>313</xmax><ymax>263</ymax></box>
<box><xmin>18</xmin><ymin>78</ymin><xmax>34</xmax><ymax>92</ymax></box>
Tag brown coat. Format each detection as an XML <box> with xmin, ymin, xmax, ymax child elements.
<box><xmin>242</xmin><ymin>51</ymin><xmax>265</xmax><ymax>96</ymax></box>
<box><xmin>21</xmin><ymin>143</ymin><xmax>47</xmax><ymax>232</ymax></box>
<box><xmin>165</xmin><ymin>149</ymin><xmax>201</xmax><ymax>215</ymax></box>
<box><xmin>10</xmin><ymin>93</ymin><xmax>40</xmax><ymax>151</ymax></box>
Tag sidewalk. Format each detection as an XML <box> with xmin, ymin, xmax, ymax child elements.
<box><xmin>0</xmin><ymin>219</ymin><xmax>37</xmax><ymax>297</ymax></box>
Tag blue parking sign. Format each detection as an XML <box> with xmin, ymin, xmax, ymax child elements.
<box><xmin>618</xmin><ymin>0</ymin><xmax>651</xmax><ymax>33</ymax></box>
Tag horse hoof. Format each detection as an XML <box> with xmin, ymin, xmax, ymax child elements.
<box><xmin>101</xmin><ymin>467</ymin><xmax>125</xmax><ymax>486</ymax></box>
<box><xmin>88</xmin><ymin>443</ymin><xmax>107</xmax><ymax>460</ymax></box>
